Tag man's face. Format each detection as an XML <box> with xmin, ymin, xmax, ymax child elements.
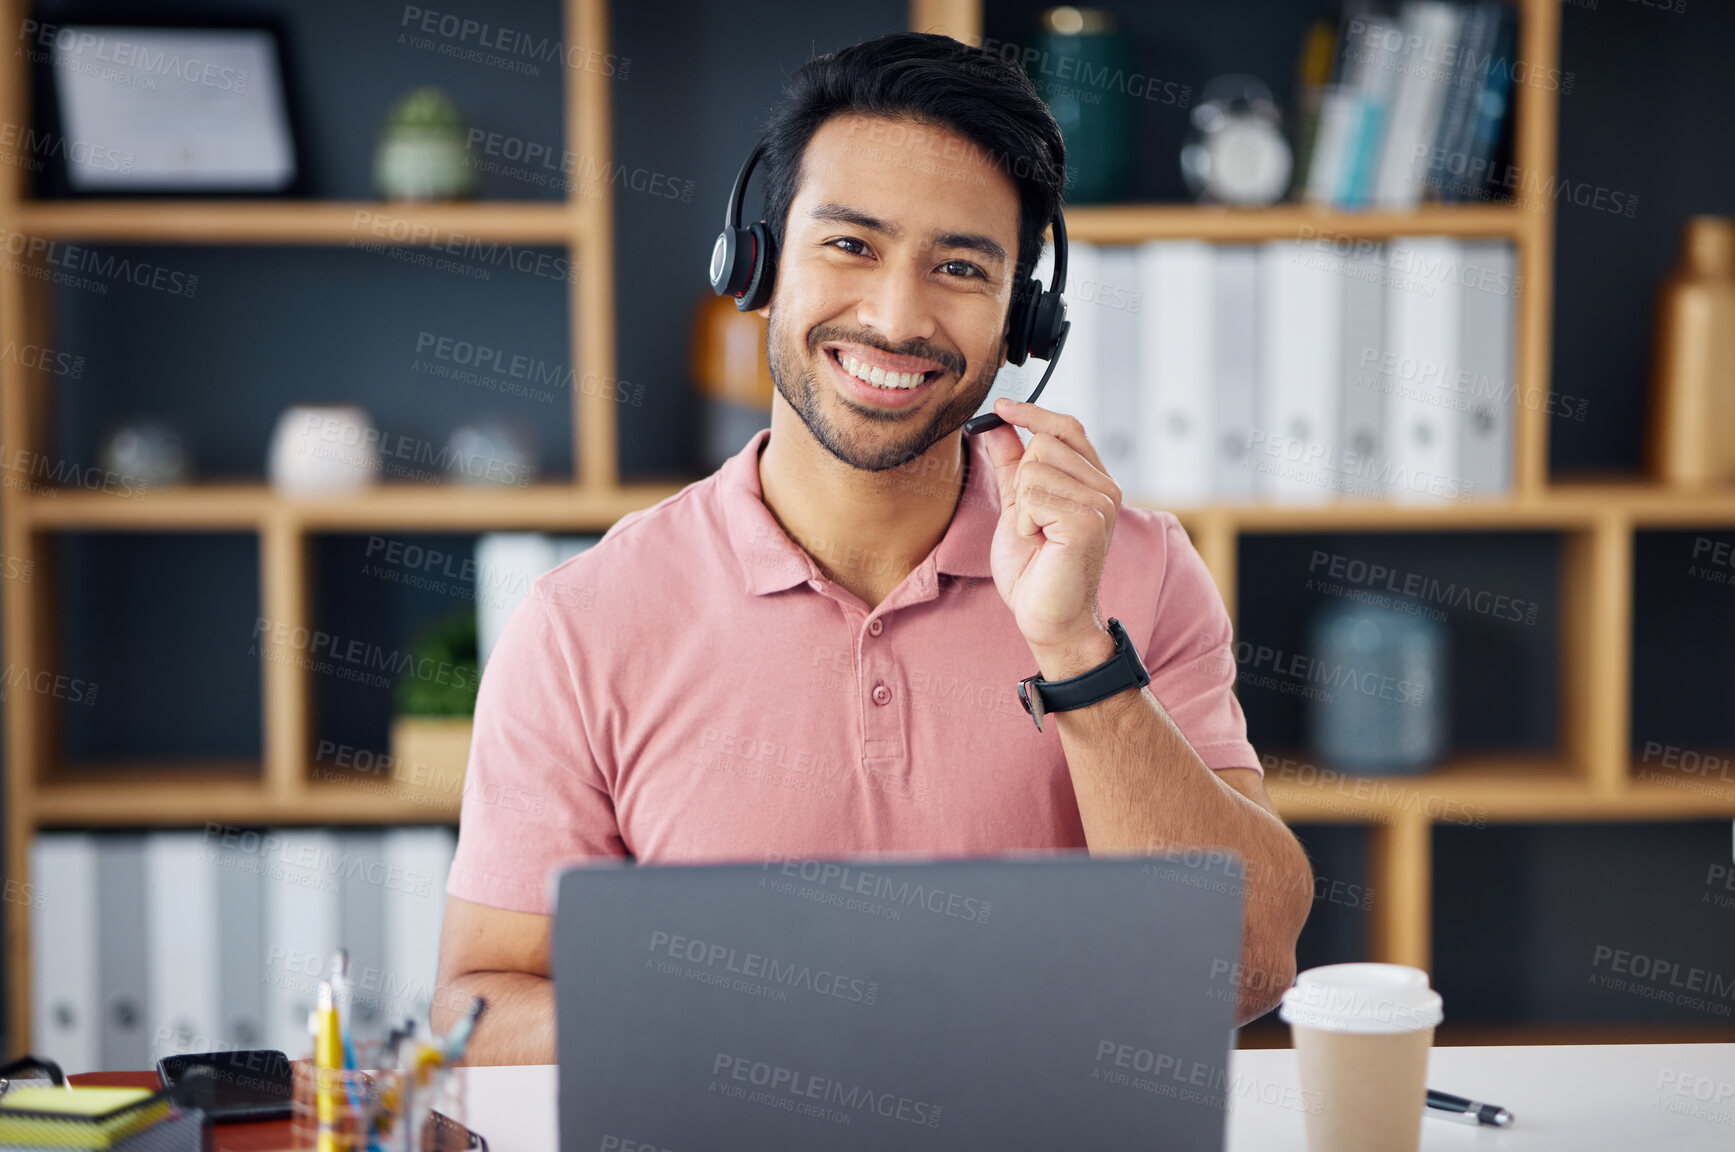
<box><xmin>761</xmin><ymin>113</ymin><xmax>1021</xmax><ymax>473</ymax></box>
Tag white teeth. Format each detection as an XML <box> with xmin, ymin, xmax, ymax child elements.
<box><xmin>839</xmin><ymin>352</ymin><xmax>927</xmax><ymax>390</ymax></box>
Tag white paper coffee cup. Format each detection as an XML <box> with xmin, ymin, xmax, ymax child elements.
<box><xmin>1280</xmin><ymin>964</ymin><xmax>1443</xmax><ymax>1152</ymax></box>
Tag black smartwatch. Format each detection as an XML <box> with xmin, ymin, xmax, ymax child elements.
<box><xmin>1017</xmin><ymin>616</ymin><xmax>1151</xmax><ymax>733</ymax></box>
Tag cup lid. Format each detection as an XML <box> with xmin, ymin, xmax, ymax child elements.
<box><xmin>1279</xmin><ymin>963</ymin><xmax>1443</xmax><ymax>1034</ymax></box>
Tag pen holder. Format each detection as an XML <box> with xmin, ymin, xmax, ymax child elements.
<box><xmin>290</xmin><ymin>1052</ymin><xmax>469</xmax><ymax>1152</ymax></box>
<box><xmin>291</xmin><ymin>1060</ymin><xmax>394</xmax><ymax>1152</ymax></box>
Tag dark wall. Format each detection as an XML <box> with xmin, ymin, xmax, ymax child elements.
<box><xmin>1550</xmin><ymin>0</ymin><xmax>1735</xmax><ymax>474</ymax></box>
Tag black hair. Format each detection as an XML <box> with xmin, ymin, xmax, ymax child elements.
<box><xmin>758</xmin><ymin>32</ymin><xmax>1066</xmax><ymax>288</ymax></box>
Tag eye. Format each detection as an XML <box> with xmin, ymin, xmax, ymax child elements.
<box><xmin>941</xmin><ymin>259</ymin><xmax>984</xmax><ymax>280</ymax></box>
<box><xmin>827</xmin><ymin>237</ymin><xmax>869</xmax><ymax>256</ymax></box>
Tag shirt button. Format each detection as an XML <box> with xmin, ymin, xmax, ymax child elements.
<box><xmin>871</xmin><ymin>683</ymin><xmax>891</xmax><ymax>706</ymax></box>
<box><xmin>868</xmin><ymin>618</ymin><xmax>883</xmax><ymax>636</ymax></box>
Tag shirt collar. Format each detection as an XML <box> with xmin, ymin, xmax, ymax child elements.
<box><xmin>719</xmin><ymin>427</ymin><xmax>999</xmax><ymax>597</ymax></box>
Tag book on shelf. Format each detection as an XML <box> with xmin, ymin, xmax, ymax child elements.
<box><xmin>1028</xmin><ymin>237</ymin><xmax>1516</xmax><ymax>506</ymax></box>
<box><xmin>1295</xmin><ymin>0</ymin><xmax>1518</xmax><ymax>209</ymax></box>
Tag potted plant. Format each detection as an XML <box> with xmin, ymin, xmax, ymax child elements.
<box><xmin>389</xmin><ymin>609</ymin><xmax>481</xmax><ymax>809</ymax></box>
<box><xmin>374</xmin><ymin>86</ymin><xmax>475</xmax><ymax>201</ymax></box>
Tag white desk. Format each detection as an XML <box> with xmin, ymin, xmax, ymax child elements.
<box><xmin>464</xmin><ymin>1043</ymin><xmax>1735</xmax><ymax>1151</ymax></box>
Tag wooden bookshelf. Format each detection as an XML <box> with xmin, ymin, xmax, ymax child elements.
<box><xmin>0</xmin><ymin>0</ymin><xmax>627</xmax><ymax>1050</ymax></box>
<box><xmin>0</xmin><ymin>0</ymin><xmax>1723</xmax><ymax>1051</ymax></box>
<box><xmin>1065</xmin><ymin>202</ymin><xmax>1537</xmax><ymax>244</ymax></box>
<box><xmin>31</xmin><ymin>773</ymin><xmax>461</xmax><ymax>826</ymax></box>
<box><xmin>12</xmin><ymin>201</ymin><xmax>580</xmax><ymax>245</ymax></box>
<box><xmin>19</xmin><ymin>481</ymin><xmax>690</xmax><ymax>531</ymax></box>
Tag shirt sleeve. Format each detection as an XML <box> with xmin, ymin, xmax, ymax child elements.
<box><xmin>1140</xmin><ymin>516</ymin><xmax>1262</xmax><ymax>776</ymax></box>
<box><xmin>445</xmin><ymin>579</ymin><xmax>626</xmax><ymax>915</ymax></box>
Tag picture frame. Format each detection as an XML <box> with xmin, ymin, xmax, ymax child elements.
<box><xmin>26</xmin><ymin>12</ymin><xmax>307</xmax><ymax>197</ymax></box>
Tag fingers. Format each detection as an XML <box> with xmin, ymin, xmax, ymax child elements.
<box><xmin>979</xmin><ymin>403</ymin><xmax>1123</xmax><ymax>542</ymax></box>
<box><xmin>1022</xmin><ymin>431</ymin><xmax>1122</xmax><ymax>510</ymax></box>
<box><xmin>1011</xmin><ymin>459</ymin><xmax>1119</xmax><ymax>546</ymax></box>
<box><xmin>979</xmin><ymin>421</ymin><xmax>1028</xmax><ymax>511</ymax></box>
<box><xmin>993</xmin><ymin>398</ymin><xmax>1110</xmax><ymax>476</ymax></box>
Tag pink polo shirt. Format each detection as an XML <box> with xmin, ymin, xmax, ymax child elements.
<box><xmin>446</xmin><ymin>427</ymin><xmax>1259</xmax><ymax>914</ymax></box>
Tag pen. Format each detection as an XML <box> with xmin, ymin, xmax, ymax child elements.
<box><xmin>1427</xmin><ymin>1088</ymin><xmax>1513</xmax><ymax>1127</ymax></box>
<box><xmin>438</xmin><ymin>997</ymin><xmax>487</xmax><ymax>1065</ymax></box>
<box><xmin>330</xmin><ymin>950</ymin><xmax>363</xmax><ymax>1072</ymax></box>
<box><xmin>329</xmin><ymin>951</ymin><xmax>379</xmax><ymax>1152</ymax></box>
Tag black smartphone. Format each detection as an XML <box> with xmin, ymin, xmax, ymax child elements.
<box><xmin>156</xmin><ymin>1049</ymin><xmax>293</xmax><ymax>1123</ymax></box>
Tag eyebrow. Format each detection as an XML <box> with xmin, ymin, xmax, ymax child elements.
<box><xmin>808</xmin><ymin>202</ymin><xmax>1008</xmax><ymax>267</ymax></box>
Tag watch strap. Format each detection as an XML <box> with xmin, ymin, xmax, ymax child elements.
<box><xmin>1017</xmin><ymin>617</ymin><xmax>1150</xmax><ymax>732</ymax></box>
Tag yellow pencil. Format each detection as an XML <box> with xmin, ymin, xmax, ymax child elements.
<box><xmin>315</xmin><ymin>981</ymin><xmax>347</xmax><ymax>1152</ymax></box>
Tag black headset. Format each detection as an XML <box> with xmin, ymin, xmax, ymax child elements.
<box><xmin>708</xmin><ymin>137</ymin><xmax>1071</xmax><ymax>435</ymax></box>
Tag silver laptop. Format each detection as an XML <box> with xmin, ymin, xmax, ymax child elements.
<box><xmin>554</xmin><ymin>853</ymin><xmax>1244</xmax><ymax>1151</ymax></box>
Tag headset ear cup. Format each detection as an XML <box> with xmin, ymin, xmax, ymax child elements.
<box><xmin>1004</xmin><ymin>278</ymin><xmax>1038</xmax><ymax>366</ymax></box>
<box><xmin>736</xmin><ymin>222</ymin><xmax>778</xmax><ymax>312</ymax></box>
<box><xmin>1026</xmin><ymin>288</ymin><xmax>1066</xmax><ymax>361</ymax></box>
<box><xmin>710</xmin><ymin>228</ymin><xmax>754</xmax><ymax>298</ymax></box>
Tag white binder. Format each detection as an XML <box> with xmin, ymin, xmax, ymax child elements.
<box><xmin>1042</xmin><ymin>239</ymin><xmax>1101</xmax><ymax>438</ymax></box>
<box><xmin>339</xmin><ymin>830</ymin><xmax>388</xmax><ymax>1033</ymax></box>
<box><xmin>96</xmin><ymin>835</ymin><xmax>150</xmax><ymax>1071</ymax></box>
<box><xmin>1340</xmin><ymin>246</ymin><xmax>1388</xmax><ymax>502</ymax></box>
<box><xmin>145</xmin><ymin>832</ymin><xmax>221</xmax><ymax>1058</ymax></box>
<box><xmin>215</xmin><ymin>834</ymin><xmax>266</xmax><ymax>1049</ymax></box>
<box><xmin>1458</xmin><ymin>241</ymin><xmax>1515</xmax><ymax>498</ymax></box>
<box><xmin>1258</xmin><ymin>240</ymin><xmax>1343</xmax><ymax>503</ymax></box>
<box><xmin>1138</xmin><ymin>240</ymin><xmax>1216</xmax><ymax>504</ymax></box>
<box><xmin>29</xmin><ymin>833</ymin><xmax>99</xmax><ymax>1074</ymax></box>
<box><xmin>381</xmin><ymin>828</ymin><xmax>456</xmax><ymax>1033</ymax></box>
<box><xmin>1093</xmin><ymin>245</ymin><xmax>1143</xmax><ymax>496</ymax></box>
<box><xmin>1212</xmin><ymin>245</ymin><xmax>1260</xmax><ymax>500</ymax></box>
<box><xmin>261</xmin><ymin>829</ymin><xmax>341</xmax><ymax>1056</ymax></box>
<box><xmin>1383</xmin><ymin>237</ymin><xmax>1464</xmax><ymax>503</ymax></box>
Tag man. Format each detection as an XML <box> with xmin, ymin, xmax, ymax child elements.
<box><xmin>435</xmin><ymin>32</ymin><xmax>1312</xmax><ymax>1065</ymax></box>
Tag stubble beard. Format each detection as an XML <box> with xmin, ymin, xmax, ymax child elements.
<box><xmin>765</xmin><ymin>307</ymin><xmax>998</xmax><ymax>474</ymax></box>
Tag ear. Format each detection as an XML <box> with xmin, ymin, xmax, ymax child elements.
<box><xmin>754</xmin><ymin>222</ymin><xmax>779</xmax><ymax>319</ymax></box>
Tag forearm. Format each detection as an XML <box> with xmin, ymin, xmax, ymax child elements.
<box><xmin>1036</xmin><ymin>635</ymin><xmax>1311</xmax><ymax>1024</ymax></box>
<box><xmin>433</xmin><ymin>970</ymin><xmax>556</xmax><ymax>1066</ymax></box>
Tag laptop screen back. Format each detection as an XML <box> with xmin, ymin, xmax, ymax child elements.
<box><xmin>555</xmin><ymin>853</ymin><xmax>1244</xmax><ymax>1151</ymax></box>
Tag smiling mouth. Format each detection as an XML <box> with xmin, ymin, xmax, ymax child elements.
<box><xmin>826</xmin><ymin>347</ymin><xmax>944</xmax><ymax>391</ymax></box>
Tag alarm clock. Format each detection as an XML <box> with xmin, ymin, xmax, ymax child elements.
<box><xmin>1180</xmin><ymin>73</ymin><xmax>1293</xmax><ymax>207</ymax></box>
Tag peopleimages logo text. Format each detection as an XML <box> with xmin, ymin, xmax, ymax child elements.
<box><xmin>711</xmin><ymin>1054</ymin><xmax>942</xmax><ymax>1129</ymax></box>
<box><xmin>761</xmin><ymin>855</ymin><xmax>991</xmax><ymax>923</ymax></box>
<box><xmin>647</xmin><ymin>930</ymin><xmax>878</xmax><ymax>1005</ymax></box>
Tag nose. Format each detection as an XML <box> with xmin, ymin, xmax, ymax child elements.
<box><xmin>854</xmin><ymin>254</ymin><xmax>937</xmax><ymax>350</ymax></box>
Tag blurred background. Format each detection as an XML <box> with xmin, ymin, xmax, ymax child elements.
<box><xmin>7</xmin><ymin>0</ymin><xmax>1734</xmax><ymax>1069</ymax></box>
